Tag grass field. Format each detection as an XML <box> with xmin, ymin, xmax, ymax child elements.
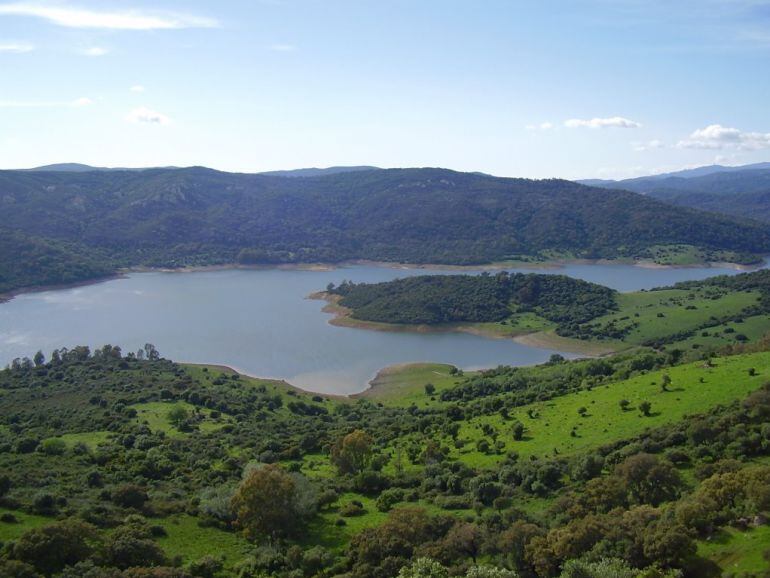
<box><xmin>697</xmin><ymin>525</ymin><xmax>770</xmax><ymax>575</ymax></box>
<box><xmin>129</xmin><ymin>401</ymin><xmax>232</xmax><ymax>437</ymax></box>
<box><xmin>156</xmin><ymin>514</ymin><xmax>251</xmax><ymax>569</ymax></box>
<box><xmin>56</xmin><ymin>430</ymin><xmax>113</xmax><ymax>449</ymax></box>
<box><xmin>356</xmin><ymin>363</ymin><xmax>466</xmax><ymax>407</ymax></box>
<box><xmin>443</xmin><ymin>351</ymin><xmax>770</xmax><ymax>467</ymax></box>
<box><xmin>589</xmin><ymin>288</ymin><xmax>760</xmax><ymax>345</ymax></box>
<box><xmin>0</xmin><ymin>508</ymin><xmax>51</xmax><ymax>541</ymax></box>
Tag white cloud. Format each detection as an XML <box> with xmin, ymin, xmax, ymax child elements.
<box><xmin>71</xmin><ymin>96</ymin><xmax>92</xmax><ymax>107</ymax></box>
<box><xmin>0</xmin><ymin>41</ymin><xmax>33</xmax><ymax>52</ymax></box>
<box><xmin>0</xmin><ymin>96</ymin><xmax>93</xmax><ymax>107</ymax></box>
<box><xmin>0</xmin><ymin>3</ymin><xmax>219</xmax><ymax>30</ymax></box>
<box><xmin>632</xmin><ymin>139</ymin><xmax>664</xmax><ymax>151</ymax></box>
<box><xmin>564</xmin><ymin>116</ymin><xmax>642</xmax><ymax>129</ymax></box>
<box><xmin>126</xmin><ymin>106</ymin><xmax>170</xmax><ymax>125</ymax></box>
<box><xmin>129</xmin><ymin>85</ymin><xmax>145</xmax><ymax>93</ymax></box>
<box><xmin>525</xmin><ymin>121</ymin><xmax>554</xmax><ymax>131</ymax></box>
<box><xmin>269</xmin><ymin>43</ymin><xmax>297</xmax><ymax>52</ymax></box>
<box><xmin>79</xmin><ymin>46</ymin><xmax>108</xmax><ymax>56</ymax></box>
<box><xmin>676</xmin><ymin>124</ymin><xmax>770</xmax><ymax>150</ymax></box>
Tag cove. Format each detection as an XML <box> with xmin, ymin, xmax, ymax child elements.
<box><xmin>0</xmin><ymin>261</ymin><xmax>766</xmax><ymax>395</ymax></box>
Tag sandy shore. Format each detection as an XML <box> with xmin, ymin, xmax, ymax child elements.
<box><xmin>309</xmin><ymin>291</ymin><xmax>619</xmax><ymax>356</ymax></box>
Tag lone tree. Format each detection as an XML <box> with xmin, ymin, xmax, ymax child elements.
<box><xmin>331</xmin><ymin>430</ymin><xmax>373</xmax><ymax>474</ymax></box>
<box><xmin>511</xmin><ymin>421</ymin><xmax>525</xmax><ymax>441</ymax></box>
<box><xmin>661</xmin><ymin>374</ymin><xmax>672</xmax><ymax>392</ymax></box>
<box><xmin>619</xmin><ymin>399</ymin><xmax>630</xmax><ymax>411</ymax></box>
<box><xmin>424</xmin><ymin>383</ymin><xmax>436</xmax><ymax>396</ymax></box>
<box><xmin>231</xmin><ymin>464</ymin><xmax>316</xmax><ymax>540</ymax></box>
<box><xmin>639</xmin><ymin>400</ymin><xmax>652</xmax><ymax>417</ymax></box>
<box><xmin>167</xmin><ymin>405</ymin><xmax>189</xmax><ymax>428</ymax></box>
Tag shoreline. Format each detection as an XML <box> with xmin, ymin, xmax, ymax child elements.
<box><xmin>309</xmin><ymin>291</ymin><xmax>620</xmax><ymax>357</ymax></box>
<box><xmin>2</xmin><ymin>255</ymin><xmax>765</xmax><ymax>304</ymax></box>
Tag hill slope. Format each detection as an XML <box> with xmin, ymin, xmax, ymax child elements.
<box><xmin>585</xmin><ymin>166</ymin><xmax>770</xmax><ymax>222</ymax></box>
<box><xmin>1</xmin><ymin>166</ymin><xmax>769</xmax><ymax>294</ymax></box>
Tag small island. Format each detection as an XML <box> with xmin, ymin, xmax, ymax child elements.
<box><xmin>316</xmin><ymin>269</ymin><xmax>770</xmax><ymax>355</ymax></box>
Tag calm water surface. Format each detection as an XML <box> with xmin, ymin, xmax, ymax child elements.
<box><xmin>1</xmin><ymin>261</ymin><xmax>766</xmax><ymax>395</ymax></box>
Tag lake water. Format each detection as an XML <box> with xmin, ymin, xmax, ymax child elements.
<box><xmin>0</xmin><ymin>260</ymin><xmax>766</xmax><ymax>395</ymax></box>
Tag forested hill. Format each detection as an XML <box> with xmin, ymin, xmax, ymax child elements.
<box><xmin>327</xmin><ymin>272</ymin><xmax>617</xmax><ymax>329</ymax></box>
<box><xmin>586</xmin><ymin>167</ymin><xmax>770</xmax><ymax>223</ymax></box>
<box><xmin>1</xmin><ymin>166</ymin><xmax>770</xmax><ymax>294</ymax></box>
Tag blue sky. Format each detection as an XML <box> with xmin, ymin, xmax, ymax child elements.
<box><xmin>1</xmin><ymin>0</ymin><xmax>769</xmax><ymax>179</ymax></box>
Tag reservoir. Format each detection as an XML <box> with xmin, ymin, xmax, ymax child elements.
<box><xmin>0</xmin><ymin>261</ymin><xmax>765</xmax><ymax>395</ymax></box>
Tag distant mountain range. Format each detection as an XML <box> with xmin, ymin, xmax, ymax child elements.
<box><xmin>1</xmin><ymin>165</ymin><xmax>768</xmax><ymax>294</ymax></box>
<box><xmin>25</xmin><ymin>163</ymin><xmax>381</xmax><ymax>177</ymax></box>
<box><xmin>581</xmin><ymin>162</ymin><xmax>770</xmax><ymax>222</ymax></box>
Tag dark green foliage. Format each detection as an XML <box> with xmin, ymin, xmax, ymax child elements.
<box><xmin>10</xmin><ymin>519</ymin><xmax>97</xmax><ymax>574</ymax></box>
<box><xmin>329</xmin><ymin>271</ymin><xmax>616</xmax><ymax>330</ymax></box>
<box><xmin>1</xmin><ymin>346</ymin><xmax>770</xmax><ymax>576</ymax></box>
<box><xmin>1</xmin><ymin>167</ymin><xmax>768</xmax><ymax>294</ymax></box>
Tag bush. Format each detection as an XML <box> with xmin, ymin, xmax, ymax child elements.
<box><xmin>112</xmin><ymin>484</ymin><xmax>149</xmax><ymax>509</ymax></box>
<box><xmin>40</xmin><ymin>438</ymin><xmax>67</xmax><ymax>456</ymax></box>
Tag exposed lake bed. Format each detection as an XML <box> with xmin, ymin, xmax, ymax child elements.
<box><xmin>1</xmin><ymin>259</ymin><xmax>767</xmax><ymax>395</ymax></box>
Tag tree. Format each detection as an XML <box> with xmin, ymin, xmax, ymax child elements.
<box><xmin>397</xmin><ymin>558</ymin><xmax>449</xmax><ymax>578</ymax></box>
<box><xmin>642</xmin><ymin>517</ymin><xmax>696</xmax><ymax>568</ymax></box>
<box><xmin>331</xmin><ymin>430</ymin><xmax>373</xmax><ymax>474</ymax></box>
<box><xmin>0</xmin><ymin>473</ymin><xmax>11</xmax><ymax>497</ymax></box>
<box><xmin>616</xmin><ymin>454</ymin><xmax>682</xmax><ymax>506</ymax></box>
<box><xmin>559</xmin><ymin>557</ymin><xmax>637</xmax><ymax>578</ymax></box>
<box><xmin>639</xmin><ymin>400</ymin><xmax>652</xmax><ymax>416</ymax></box>
<box><xmin>167</xmin><ymin>406</ymin><xmax>189</xmax><ymax>428</ymax></box>
<box><xmin>511</xmin><ymin>421</ymin><xmax>525</xmax><ymax>441</ymax></box>
<box><xmin>112</xmin><ymin>484</ymin><xmax>149</xmax><ymax>509</ymax></box>
<box><xmin>660</xmin><ymin>374</ymin><xmax>671</xmax><ymax>392</ymax></box>
<box><xmin>231</xmin><ymin>464</ymin><xmax>316</xmax><ymax>540</ymax></box>
<box><xmin>0</xmin><ymin>560</ymin><xmax>40</xmax><ymax>578</ymax></box>
<box><xmin>33</xmin><ymin>350</ymin><xmax>45</xmax><ymax>367</ymax></box>
<box><xmin>577</xmin><ymin>407</ymin><xmax>588</xmax><ymax>417</ymax></box>
<box><xmin>424</xmin><ymin>383</ymin><xmax>436</xmax><ymax>396</ymax></box>
<box><xmin>144</xmin><ymin>343</ymin><xmax>160</xmax><ymax>361</ymax></box>
<box><xmin>443</xmin><ymin>522</ymin><xmax>484</xmax><ymax>564</ymax></box>
<box><xmin>12</xmin><ymin>520</ymin><xmax>97</xmax><ymax>575</ymax></box>
<box><xmin>104</xmin><ymin>516</ymin><xmax>166</xmax><ymax>569</ymax></box>
<box><xmin>465</xmin><ymin>568</ymin><xmax>518</xmax><ymax>578</ymax></box>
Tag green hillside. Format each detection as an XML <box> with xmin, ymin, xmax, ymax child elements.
<box><xmin>1</xmin><ymin>167</ymin><xmax>769</xmax><ymax>295</ymax></box>
<box><xmin>1</xmin><ymin>345</ymin><xmax>769</xmax><ymax>576</ymax></box>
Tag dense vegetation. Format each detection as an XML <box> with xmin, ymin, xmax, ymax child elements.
<box><xmin>589</xmin><ymin>167</ymin><xmax>770</xmax><ymax>223</ymax></box>
<box><xmin>325</xmin><ymin>269</ymin><xmax>770</xmax><ymax>348</ymax></box>
<box><xmin>0</xmin><ymin>227</ymin><xmax>115</xmax><ymax>295</ymax></box>
<box><xmin>1</xmin><ymin>167</ymin><xmax>769</xmax><ymax>295</ymax></box>
<box><xmin>1</xmin><ymin>336</ymin><xmax>769</xmax><ymax>577</ymax></box>
<box><xmin>327</xmin><ymin>273</ymin><xmax>616</xmax><ymax>330</ymax></box>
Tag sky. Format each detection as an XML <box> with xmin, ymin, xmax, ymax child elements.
<box><xmin>0</xmin><ymin>0</ymin><xmax>769</xmax><ymax>180</ymax></box>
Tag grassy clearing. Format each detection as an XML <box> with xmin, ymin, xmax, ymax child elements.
<box><xmin>156</xmin><ymin>514</ymin><xmax>251</xmax><ymax>569</ymax></box>
<box><xmin>129</xmin><ymin>401</ymin><xmax>232</xmax><ymax>437</ymax></box>
<box><xmin>668</xmin><ymin>314</ymin><xmax>770</xmax><ymax>351</ymax></box>
<box><xmin>183</xmin><ymin>364</ymin><xmax>341</xmax><ymax>406</ymax></box>
<box><xmin>447</xmin><ymin>351</ymin><xmax>770</xmax><ymax>467</ymax></box>
<box><xmin>53</xmin><ymin>430</ymin><xmax>113</xmax><ymax>449</ymax></box>
<box><xmin>0</xmin><ymin>507</ymin><xmax>51</xmax><ymax>541</ymax></box>
<box><xmin>357</xmin><ymin>363</ymin><xmax>466</xmax><ymax>407</ymax></box>
<box><xmin>644</xmin><ymin>245</ymin><xmax>750</xmax><ymax>266</ymax></box>
<box><xmin>697</xmin><ymin>525</ymin><xmax>770</xmax><ymax>575</ymax></box>
<box><xmin>590</xmin><ymin>289</ymin><xmax>760</xmax><ymax>345</ymax></box>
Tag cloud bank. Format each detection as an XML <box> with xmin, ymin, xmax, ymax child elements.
<box><xmin>677</xmin><ymin>124</ymin><xmax>770</xmax><ymax>150</ymax></box>
<box><xmin>565</xmin><ymin>116</ymin><xmax>642</xmax><ymax>129</ymax></box>
<box><xmin>126</xmin><ymin>107</ymin><xmax>170</xmax><ymax>125</ymax></box>
<box><xmin>0</xmin><ymin>3</ymin><xmax>218</xmax><ymax>30</ymax></box>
